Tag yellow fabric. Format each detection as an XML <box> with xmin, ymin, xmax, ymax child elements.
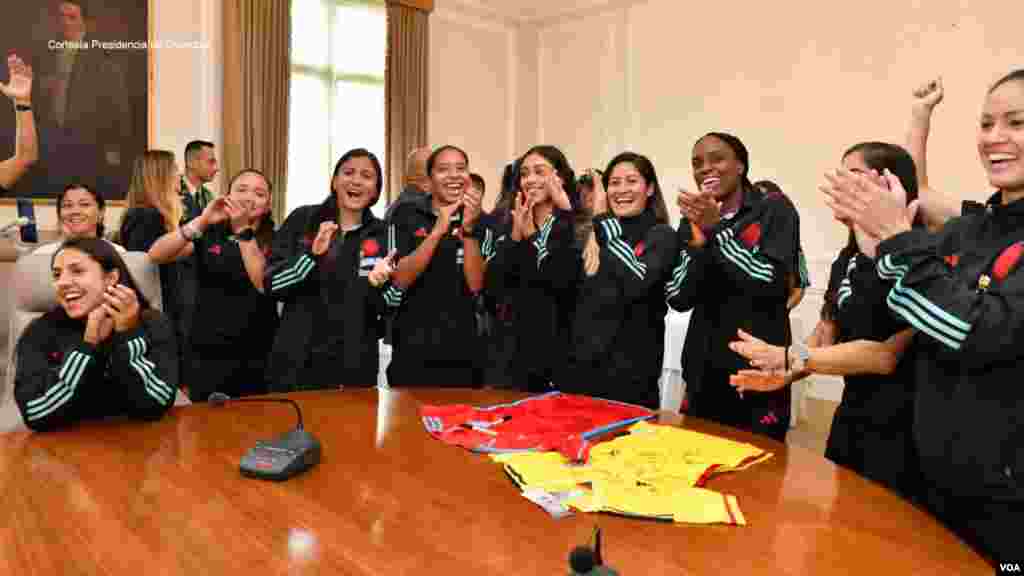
<box><xmin>492</xmin><ymin>422</ymin><xmax>770</xmax><ymax>525</ymax></box>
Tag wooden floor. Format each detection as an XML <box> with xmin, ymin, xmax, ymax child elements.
<box><xmin>785</xmin><ymin>397</ymin><xmax>839</xmax><ymax>455</ymax></box>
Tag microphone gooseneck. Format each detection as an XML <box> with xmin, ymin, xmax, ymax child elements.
<box><xmin>207</xmin><ymin>392</ymin><xmax>305</xmax><ymax>430</ymax></box>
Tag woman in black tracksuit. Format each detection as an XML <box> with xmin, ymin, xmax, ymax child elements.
<box><xmin>148</xmin><ymin>169</ymin><xmax>277</xmax><ymax>402</ymax></box>
<box><xmin>557</xmin><ymin>151</ymin><xmax>676</xmax><ymax>410</ymax></box>
<box><xmin>14</xmin><ymin>238</ymin><xmax>177</xmax><ymax>431</ymax></box>
<box><xmin>485</xmin><ymin>145</ymin><xmax>580</xmax><ymax>392</ymax></box>
<box><xmin>386</xmin><ymin>145</ymin><xmax>495</xmax><ymax>388</ymax></box>
<box><xmin>668</xmin><ymin>132</ymin><xmax>802</xmax><ymax>441</ymax></box>
<box><xmin>735</xmin><ymin>143</ymin><xmax>925</xmax><ymax>496</ymax></box>
<box><xmin>818</xmin><ymin>142</ymin><xmax>924</xmax><ymax>499</ymax></box>
<box><xmin>823</xmin><ymin>69</ymin><xmax>1024</xmax><ymax>563</ymax></box>
<box><xmin>265</xmin><ymin>148</ymin><xmax>393</xmax><ymax>390</ymax></box>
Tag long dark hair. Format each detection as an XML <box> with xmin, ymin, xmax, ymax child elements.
<box><xmin>304</xmin><ymin>148</ymin><xmax>383</xmax><ymax>241</ymax></box>
<box><xmin>518</xmin><ymin>145</ymin><xmax>582</xmax><ymax>238</ymax></box>
<box><xmin>226</xmin><ymin>168</ymin><xmax>275</xmax><ymax>250</ymax></box>
<box><xmin>56</xmin><ymin>182</ymin><xmax>106</xmax><ymax>239</ymax></box>
<box><xmin>821</xmin><ymin>142</ymin><xmax>920</xmax><ymax>321</ymax></box>
<box><xmin>492</xmin><ymin>160</ymin><xmax>521</xmax><ymax>225</ymax></box>
<box><xmin>602</xmin><ymin>152</ymin><xmax>670</xmax><ymax>225</ymax></box>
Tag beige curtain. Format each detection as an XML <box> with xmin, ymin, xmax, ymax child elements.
<box><xmin>385</xmin><ymin>1</ymin><xmax>431</xmax><ymax>203</ymax></box>
<box><xmin>223</xmin><ymin>0</ymin><xmax>291</xmax><ymax>224</ymax></box>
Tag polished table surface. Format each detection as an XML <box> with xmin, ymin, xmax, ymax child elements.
<box><xmin>0</xmin><ymin>388</ymin><xmax>988</xmax><ymax>575</ymax></box>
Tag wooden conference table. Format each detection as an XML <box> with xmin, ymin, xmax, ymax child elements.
<box><xmin>0</xmin><ymin>388</ymin><xmax>988</xmax><ymax>574</ymax></box>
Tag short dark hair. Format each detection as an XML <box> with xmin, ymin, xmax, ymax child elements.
<box><xmin>57</xmin><ymin>181</ymin><xmax>106</xmax><ymax>239</ymax></box>
<box><xmin>184</xmin><ymin>140</ymin><xmax>215</xmax><ymax>163</ymax></box>
<box><xmin>989</xmin><ymin>69</ymin><xmax>1024</xmax><ymax>94</ymax></box>
<box><xmin>470</xmin><ymin>173</ymin><xmax>485</xmax><ymax>193</ymax></box>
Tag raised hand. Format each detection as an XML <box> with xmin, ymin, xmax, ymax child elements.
<box><xmin>821</xmin><ymin>169</ymin><xmax>915</xmax><ymax>241</ymax></box>
<box><xmin>548</xmin><ymin>172</ymin><xmax>572</xmax><ymax>211</ymax></box>
<box><xmin>84</xmin><ymin>306</ymin><xmax>115</xmax><ymax>345</ymax></box>
<box><xmin>912</xmin><ymin>77</ymin><xmax>943</xmax><ymax>116</ymax></box>
<box><xmin>728</xmin><ymin>328</ymin><xmax>786</xmax><ymax>372</ymax></box>
<box><xmin>583</xmin><ymin>229</ymin><xmax>600</xmax><ymax>277</ymax></box>
<box><xmin>368</xmin><ymin>249</ymin><xmax>397</xmax><ymax>287</ymax></box>
<box><xmin>462</xmin><ymin>175</ymin><xmax>482</xmax><ymax>233</ymax></box>
<box><xmin>678</xmin><ymin>187</ymin><xmax>722</xmax><ymax>231</ymax></box>
<box><xmin>311</xmin><ymin>221</ymin><xmax>339</xmax><ymax>256</ymax></box>
<box><xmin>102</xmin><ymin>284</ymin><xmax>141</xmax><ymax>333</ymax></box>
<box><xmin>200</xmin><ymin>196</ymin><xmax>231</xmax><ymax>227</ymax></box>
<box><xmin>591</xmin><ymin>169</ymin><xmax>609</xmax><ymax>216</ymax></box>
<box><xmin>225</xmin><ymin>197</ymin><xmax>249</xmax><ymax>228</ymax></box>
<box><xmin>433</xmin><ymin>199</ymin><xmax>464</xmax><ymax>237</ymax></box>
<box><xmin>0</xmin><ymin>54</ymin><xmax>33</xmax><ymax>104</ymax></box>
<box><xmin>510</xmin><ymin>190</ymin><xmax>537</xmax><ymax>241</ymax></box>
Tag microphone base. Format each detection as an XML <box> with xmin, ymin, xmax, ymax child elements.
<box><xmin>240</xmin><ymin>429</ymin><xmax>322</xmax><ymax>481</ymax></box>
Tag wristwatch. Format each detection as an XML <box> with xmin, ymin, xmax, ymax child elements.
<box><xmin>789</xmin><ymin>341</ymin><xmax>811</xmax><ymax>372</ymax></box>
<box><xmin>237</xmin><ymin>228</ymin><xmax>256</xmax><ymax>242</ymax></box>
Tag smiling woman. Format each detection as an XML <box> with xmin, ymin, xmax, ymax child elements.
<box><xmin>556</xmin><ymin>152</ymin><xmax>676</xmax><ymax>410</ymax></box>
<box><xmin>386</xmin><ymin>145</ymin><xmax>495</xmax><ymax>388</ymax></box>
<box><xmin>30</xmin><ymin>183</ymin><xmax>126</xmax><ymax>255</ymax></box>
<box><xmin>667</xmin><ymin>133</ymin><xmax>803</xmax><ymax>442</ymax></box>
<box><xmin>13</xmin><ymin>237</ymin><xmax>178</xmax><ymax>431</ymax></box>
<box><xmin>265</xmin><ymin>148</ymin><xmax>396</xmax><ymax>391</ymax></box>
<box><xmin>816</xmin><ymin>69</ymin><xmax>1024</xmax><ymax>564</ymax></box>
<box><xmin>147</xmin><ymin>169</ymin><xmax>279</xmax><ymax>402</ymax></box>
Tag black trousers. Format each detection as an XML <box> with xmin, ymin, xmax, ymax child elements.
<box><xmin>825</xmin><ymin>411</ymin><xmax>922</xmax><ymax>502</ymax></box>
<box><xmin>922</xmin><ymin>483</ymin><xmax>1023</xmax><ymax>566</ymax></box>
<box><xmin>387</xmin><ymin>356</ymin><xmax>479</xmax><ymax>388</ymax></box>
<box><xmin>187</xmin><ymin>351</ymin><xmax>269</xmax><ymax>402</ymax></box>
<box><xmin>689</xmin><ymin>367</ymin><xmax>790</xmax><ymax>442</ymax></box>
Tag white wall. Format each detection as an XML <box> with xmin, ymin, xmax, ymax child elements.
<box><xmin>1</xmin><ymin>0</ymin><xmax>222</xmax><ymax>231</ymax></box>
<box><xmin>429</xmin><ymin>1</ymin><xmax>519</xmax><ymax>211</ymax></box>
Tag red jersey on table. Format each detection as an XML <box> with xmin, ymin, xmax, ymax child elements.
<box><xmin>421</xmin><ymin>392</ymin><xmax>656</xmax><ymax>461</ymax></box>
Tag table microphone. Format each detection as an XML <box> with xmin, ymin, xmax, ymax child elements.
<box><xmin>569</xmin><ymin>527</ymin><xmax>620</xmax><ymax>575</ymax></box>
<box><xmin>208</xmin><ymin>392</ymin><xmax>322</xmax><ymax>481</ymax></box>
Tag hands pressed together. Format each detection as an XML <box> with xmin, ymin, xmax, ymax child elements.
<box><xmin>84</xmin><ymin>285</ymin><xmax>142</xmax><ymax>345</ymax></box>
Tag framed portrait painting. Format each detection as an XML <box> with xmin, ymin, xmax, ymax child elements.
<box><xmin>0</xmin><ymin>0</ymin><xmax>149</xmax><ymax>203</ymax></box>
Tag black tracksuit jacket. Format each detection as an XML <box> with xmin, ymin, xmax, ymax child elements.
<box><xmin>14</xmin><ymin>311</ymin><xmax>178</xmax><ymax>431</ymax></box>
<box><xmin>557</xmin><ymin>209</ymin><xmax>677</xmax><ymax>409</ymax></box>
<box><xmin>265</xmin><ymin>202</ymin><xmax>391</xmax><ymax>390</ymax></box>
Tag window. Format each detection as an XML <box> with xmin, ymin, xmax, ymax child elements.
<box><xmin>288</xmin><ymin>0</ymin><xmax>387</xmax><ymax>216</ymax></box>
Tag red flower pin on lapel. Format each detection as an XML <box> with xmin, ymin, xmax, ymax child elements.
<box><xmin>361</xmin><ymin>238</ymin><xmax>380</xmax><ymax>257</ymax></box>
<box><xmin>739</xmin><ymin>222</ymin><xmax>762</xmax><ymax>249</ymax></box>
